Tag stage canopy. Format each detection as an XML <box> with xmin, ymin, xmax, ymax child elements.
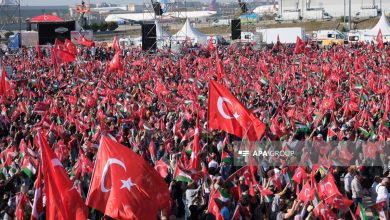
<box><xmin>30</xmin><ymin>14</ymin><xmax>64</xmax><ymax>23</ymax></box>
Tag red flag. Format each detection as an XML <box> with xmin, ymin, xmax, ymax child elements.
<box><xmin>64</xmin><ymin>39</ymin><xmax>78</xmax><ymax>56</ymax></box>
<box><xmin>298</xmin><ymin>182</ymin><xmax>313</xmax><ymax>202</ymax></box>
<box><xmin>215</xmin><ymin>52</ymin><xmax>225</xmax><ymax>80</ymax></box>
<box><xmin>38</xmin><ymin>131</ymin><xmax>88</xmax><ymax>220</ymax></box>
<box><xmin>108</xmin><ymin>51</ymin><xmax>123</xmax><ymax>72</ymax></box>
<box><xmin>113</xmin><ymin>36</ymin><xmax>120</xmax><ymax>52</ymax></box>
<box><xmin>15</xmin><ymin>193</ymin><xmax>31</xmax><ymax>220</ymax></box>
<box><xmin>53</xmin><ymin>39</ymin><xmax>76</xmax><ymax>64</ymax></box>
<box><xmin>291</xmin><ymin>167</ymin><xmax>307</xmax><ymax>184</ymax></box>
<box><xmin>154</xmin><ymin>159</ymin><xmax>168</xmax><ymax>178</ymax></box>
<box><xmin>208</xmin><ymin>36</ymin><xmax>215</xmax><ymax>51</ymax></box>
<box><xmin>376</xmin><ymin>29</ymin><xmax>385</xmax><ymax>49</ymax></box>
<box><xmin>31</xmin><ymin>166</ymin><xmax>43</xmax><ymax>220</ymax></box>
<box><xmin>294</xmin><ymin>36</ymin><xmax>305</xmax><ymax>54</ymax></box>
<box><xmin>73</xmin><ymin>149</ymin><xmax>94</xmax><ymax>179</ymax></box>
<box><xmin>76</xmin><ymin>33</ymin><xmax>95</xmax><ymax>47</ymax></box>
<box><xmin>208</xmin><ymin>80</ymin><xmax>266</xmax><ymax>141</ymax></box>
<box><xmin>321</xmin><ymin>98</ymin><xmax>336</xmax><ymax>111</ymax></box>
<box><xmin>86</xmin><ymin>136</ymin><xmax>170</xmax><ymax>220</ymax></box>
<box><xmin>207</xmin><ymin>190</ymin><xmax>224</xmax><ymax>220</ymax></box>
<box><xmin>0</xmin><ymin>65</ymin><xmax>10</xmax><ymax>97</ymax></box>
<box><xmin>190</xmin><ymin>117</ymin><xmax>201</xmax><ymax>171</ymax></box>
<box><xmin>317</xmin><ymin>174</ymin><xmax>341</xmax><ymax>199</ymax></box>
<box><xmin>149</xmin><ymin>140</ymin><xmax>156</xmax><ymax>160</ymax></box>
<box><xmin>36</xmin><ymin>41</ymin><xmax>42</xmax><ymax>59</ymax></box>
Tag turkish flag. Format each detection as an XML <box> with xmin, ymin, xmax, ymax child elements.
<box><xmin>376</xmin><ymin>29</ymin><xmax>385</xmax><ymax>49</ymax></box>
<box><xmin>190</xmin><ymin>117</ymin><xmax>201</xmax><ymax>171</ymax></box>
<box><xmin>76</xmin><ymin>33</ymin><xmax>95</xmax><ymax>47</ymax></box>
<box><xmin>294</xmin><ymin>36</ymin><xmax>305</xmax><ymax>54</ymax></box>
<box><xmin>317</xmin><ymin>174</ymin><xmax>341</xmax><ymax>200</ymax></box>
<box><xmin>31</xmin><ymin>166</ymin><xmax>43</xmax><ymax>220</ymax></box>
<box><xmin>86</xmin><ymin>136</ymin><xmax>170</xmax><ymax>220</ymax></box>
<box><xmin>108</xmin><ymin>51</ymin><xmax>123</xmax><ymax>72</ymax></box>
<box><xmin>154</xmin><ymin>159</ymin><xmax>168</xmax><ymax>179</ymax></box>
<box><xmin>298</xmin><ymin>182</ymin><xmax>313</xmax><ymax>202</ymax></box>
<box><xmin>291</xmin><ymin>167</ymin><xmax>307</xmax><ymax>184</ymax></box>
<box><xmin>65</xmin><ymin>39</ymin><xmax>78</xmax><ymax>56</ymax></box>
<box><xmin>208</xmin><ymin>80</ymin><xmax>266</xmax><ymax>141</ymax></box>
<box><xmin>38</xmin><ymin>131</ymin><xmax>88</xmax><ymax>220</ymax></box>
<box><xmin>53</xmin><ymin>39</ymin><xmax>75</xmax><ymax>64</ymax></box>
<box><xmin>113</xmin><ymin>36</ymin><xmax>121</xmax><ymax>52</ymax></box>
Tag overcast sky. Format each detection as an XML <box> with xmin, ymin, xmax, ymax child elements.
<box><xmin>21</xmin><ymin>0</ymin><xmax>215</xmax><ymax>6</ymax></box>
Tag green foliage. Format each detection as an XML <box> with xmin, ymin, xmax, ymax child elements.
<box><xmin>90</xmin><ymin>23</ymin><xmax>100</xmax><ymax>32</ymax></box>
<box><xmin>107</xmin><ymin>21</ymin><xmax>119</xmax><ymax>31</ymax></box>
<box><xmin>4</xmin><ymin>31</ymin><xmax>14</xmax><ymax>39</ymax></box>
<box><xmin>99</xmin><ymin>22</ymin><xmax>108</xmax><ymax>32</ymax></box>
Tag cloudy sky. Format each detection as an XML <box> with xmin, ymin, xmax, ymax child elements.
<box><xmin>21</xmin><ymin>0</ymin><xmax>215</xmax><ymax>6</ymax></box>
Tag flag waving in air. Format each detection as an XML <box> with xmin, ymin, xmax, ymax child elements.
<box><xmin>208</xmin><ymin>80</ymin><xmax>266</xmax><ymax>141</ymax></box>
<box><xmin>376</xmin><ymin>29</ymin><xmax>385</xmax><ymax>49</ymax></box>
<box><xmin>86</xmin><ymin>136</ymin><xmax>170</xmax><ymax>220</ymax></box>
<box><xmin>38</xmin><ymin>130</ymin><xmax>88</xmax><ymax>220</ymax></box>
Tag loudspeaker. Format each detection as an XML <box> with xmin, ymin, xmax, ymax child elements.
<box><xmin>231</xmin><ymin>19</ymin><xmax>241</xmax><ymax>40</ymax></box>
<box><xmin>142</xmin><ymin>23</ymin><xmax>157</xmax><ymax>51</ymax></box>
<box><xmin>152</xmin><ymin>2</ymin><xmax>163</xmax><ymax>16</ymax></box>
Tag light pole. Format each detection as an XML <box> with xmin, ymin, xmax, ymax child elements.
<box><xmin>349</xmin><ymin>0</ymin><xmax>351</xmax><ymax>31</ymax></box>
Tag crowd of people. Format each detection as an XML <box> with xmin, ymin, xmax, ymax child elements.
<box><xmin>0</xmin><ymin>40</ymin><xmax>389</xmax><ymax>220</ymax></box>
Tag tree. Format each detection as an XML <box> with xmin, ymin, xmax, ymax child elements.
<box><xmin>90</xmin><ymin>23</ymin><xmax>100</xmax><ymax>32</ymax></box>
<box><xmin>4</xmin><ymin>31</ymin><xmax>14</xmax><ymax>39</ymax></box>
<box><xmin>107</xmin><ymin>22</ymin><xmax>119</xmax><ymax>31</ymax></box>
<box><xmin>99</xmin><ymin>22</ymin><xmax>108</xmax><ymax>32</ymax></box>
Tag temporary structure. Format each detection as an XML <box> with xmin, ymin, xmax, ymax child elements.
<box><xmin>364</xmin><ymin>13</ymin><xmax>390</xmax><ymax>42</ymax></box>
<box><xmin>172</xmin><ymin>19</ymin><xmax>207</xmax><ymax>45</ymax></box>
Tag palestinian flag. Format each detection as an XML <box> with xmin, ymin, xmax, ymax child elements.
<box><xmin>356</xmin><ymin>203</ymin><xmax>368</xmax><ymax>220</ymax></box>
<box><xmin>174</xmin><ymin>164</ymin><xmax>193</xmax><ymax>183</ymax></box>
<box><xmin>260</xmin><ymin>75</ymin><xmax>269</xmax><ymax>85</ymax></box>
<box><xmin>21</xmin><ymin>156</ymin><xmax>37</xmax><ymax>178</ymax></box>
<box><xmin>218</xmin><ymin>188</ymin><xmax>231</xmax><ymax>203</ymax></box>
<box><xmin>296</xmin><ymin>123</ymin><xmax>311</xmax><ymax>133</ymax></box>
<box><xmin>221</xmin><ymin>149</ymin><xmax>233</xmax><ymax>164</ymax></box>
<box><xmin>327</xmin><ymin>127</ymin><xmax>337</xmax><ymax>141</ymax></box>
<box><xmin>282</xmin><ymin>167</ymin><xmax>293</xmax><ymax>185</ymax></box>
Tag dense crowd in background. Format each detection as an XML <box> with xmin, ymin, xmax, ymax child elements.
<box><xmin>0</xmin><ymin>40</ymin><xmax>389</xmax><ymax>220</ymax></box>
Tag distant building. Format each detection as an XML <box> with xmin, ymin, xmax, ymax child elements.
<box><xmin>280</xmin><ymin>0</ymin><xmax>390</xmax><ymax>18</ymax></box>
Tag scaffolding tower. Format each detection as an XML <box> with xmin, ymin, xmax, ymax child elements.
<box><xmin>0</xmin><ymin>0</ymin><xmax>21</xmax><ymax>34</ymax></box>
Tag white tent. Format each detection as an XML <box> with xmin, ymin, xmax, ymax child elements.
<box><xmin>172</xmin><ymin>19</ymin><xmax>207</xmax><ymax>45</ymax></box>
<box><xmin>364</xmin><ymin>13</ymin><xmax>390</xmax><ymax>42</ymax></box>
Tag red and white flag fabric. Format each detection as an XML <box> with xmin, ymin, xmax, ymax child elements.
<box><xmin>154</xmin><ymin>159</ymin><xmax>169</xmax><ymax>179</ymax></box>
<box><xmin>0</xmin><ymin>64</ymin><xmax>10</xmax><ymax>97</ymax></box>
<box><xmin>376</xmin><ymin>29</ymin><xmax>385</xmax><ymax>49</ymax></box>
<box><xmin>86</xmin><ymin>136</ymin><xmax>170</xmax><ymax>220</ymax></box>
<box><xmin>113</xmin><ymin>36</ymin><xmax>121</xmax><ymax>52</ymax></box>
<box><xmin>31</xmin><ymin>166</ymin><xmax>43</xmax><ymax>220</ymax></box>
<box><xmin>108</xmin><ymin>51</ymin><xmax>123</xmax><ymax>72</ymax></box>
<box><xmin>76</xmin><ymin>33</ymin><xmax>95</xmax><ymax>47</ymax></box>
<box><xmin>190</xmin><ymin>117</ymin><xmax>201</xmax><ymax>171</ymax></box>
<box><xmin>38</xmin><ymin>130</ymin><xmax>88</xmax><ymax>220</ymax></box>
<box><xmin>298</xmin><ymin>182</ymin><xmax>313</xmax><ymax>202</ymax></box>
<box><xmin>208</xmin><ymin>80</ymin><xmax>266</xmax><ymax>141</ymax></box>
<box><xmin>15</xmin><ymin>192</ymin><xmax>31</xmax><ymax>220</ymax></box>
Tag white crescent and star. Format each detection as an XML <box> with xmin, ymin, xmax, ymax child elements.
<box><xmin>101</xmin><ymin>158</ymin><xmax>135</xmax><ymax>193</ymax></box>
<box><xmin>217</xmin><ymin>96</ymin><xmax>240</xmax><ymax>119</ymax></box>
